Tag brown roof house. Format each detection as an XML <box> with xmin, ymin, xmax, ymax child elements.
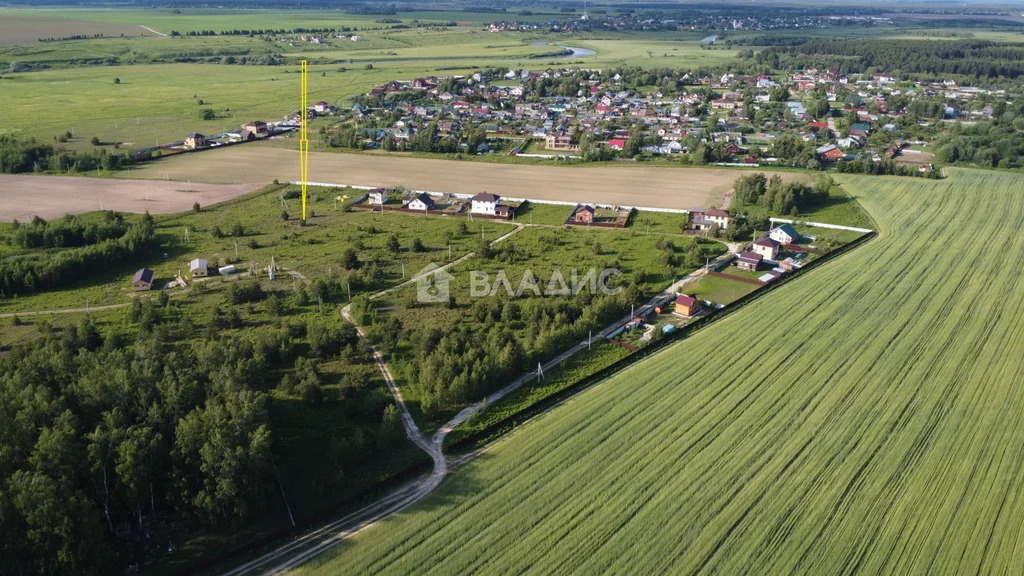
<box><xmin>752</xmin><ymin>237</ymin><xmax>779</xmax><ymax>260</ymax></box>
<box><xmin>573</xmin><ymin>205</ymin><xmax>595</xmax><ymax>224</ymax></box>
<box><xmin>242</xmin><ymin>121</ymin><xmax>269</xmax><ymax>137</ymax></box>
<box><xmin>470</xmin><ymin>192</ymin><xmax>500</xmax><ymax>215</ymax></box>
<box><xmin>184</xmin><ymin>133</ymin><xmax>206</xmax><ymax>149</ymax></box>
<box><xmin>736</xmin><ymin>251</ymin><xmax>763</xmax><ymax>271</ymax></box>
<box><xmin>673</xmin><ymin>294</ymin><xmax>702</xmax><ymax>318</ymax></box>
<box><xmin>690</xmin><ymin>209</ymin><xmax>731</xmax><ymax>231</ymax></box>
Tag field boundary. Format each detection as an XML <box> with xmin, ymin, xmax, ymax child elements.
<box><xmin>290</xmin><ymin>181</ymin><xmax>692</xmax><ymax>214</ymax></box>
<box><xmin>707</xmin><ymin>270</ymin><xmax>766</xmax><ymax>286</ymax></box>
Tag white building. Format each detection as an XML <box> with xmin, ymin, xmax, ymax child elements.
<box><xmin>369</xmin><ymin>188</ymin><xmax>389</xmax><ymax>205</ymax></box>
<box><xmin>768</xmin><ymin>224</ymin><xmax>799</xmax><ymax>244</ymax></box>
<box><xmin>408</xmin><ymin>193</ymin><xmax>434</xmax><ymax>211</ymax></box>
<box><xmin>190</xmin><ymin>258</ymin><xmax>208</xmax><ymax>278</ymax></box>
<box><xmin>470</xmin><ymin>192</ymin><xmax>500</xmax><ymax>216</ymax></box>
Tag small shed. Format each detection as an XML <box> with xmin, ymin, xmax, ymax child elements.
<box><xmin>736</xmin><ymin>251</ymin><xmax>763</xmax><ymax>271</ymax></box>
<box><xmin>132</xmin><ymin>268</ymin><xmax>154</xmax><ymax>291</ymax></box>
<box><xmin>190</xmin><ymin>258</ymin><xmax>208</xmax><ymax>278</ymax></box>
<box><xmin>218</xmin><ymin>264</ymin><xmax>236</xmax><ymax>276</ymax></box>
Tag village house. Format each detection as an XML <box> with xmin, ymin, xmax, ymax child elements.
<box><xmin>408</xmin><ymin>193</ymin><xmax>435</xmax><ymax>211</ymax></box>
<box><xmin>752</xmin><ymin>237</ymin><xmax>779</xmax><ymax>260</ymax></box>
<box><xmin>689</xmin><ymin>209</ymin><xmax>730</xmax><ymax>231</ymax></box>
<box><xmin>242</xmin><ymin>121</ymin><xmax>269</xmax><ymax>137</ymax></box>
<box><xmin>816</xmin><ymin>144</ymin><xmax>844</xmax><ymax>161</ymax></box>
<box><xmin>495</xmin><ymin>204</ymin><xmax>514</xmax><ymax>219</ymax></box>
<box><xmin>572</xmin><ymin>204</ymin><xmax>595</xmax><ymax>224</ymax></box>
<box><xmin>673</xmin><ymin>294</ymin><xmax>702</xmax><ymax>318</ymax></box>
<box><xmin>368</xmin><ymin>188</ymin><xmax>390</xmax><ymax>205</ymax></box>
<box><xmin>545</xmin><ymin>132</ymin><xmax>579</xmax><ymax>151</ymax></box>
<box><xmin>470</xmin><ymin>192</ymin><xmax>500</xmax><ymax>216</ymax></box>
<box><xmin>189</xmin><ymin>258</ymin><xmax>208</xmax><ymax>278</ymax></box>
<box><xmin>132</xmin><ymin>268</ymin><xmax>154</xmax><ymax>291</ymax></box>
<box><xmin>768</xmin><ymin>223</ymin><xmax>799</xmax><ymax>245</ymax></box>
<box><xmin>736</xmin><ymin>251</ymin><xmax>763</xmax><ymax>272</ymax></box>
<box><xmin>184</xmin><ymin>133</ymin><xmax>205</xmax><ymax>149</ymax></box>
<box><xmin>704</xmin><ymin>209</ymin><xmax>731</xmax><ymax>229</ymax></box>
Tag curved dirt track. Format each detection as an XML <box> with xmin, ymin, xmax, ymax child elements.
<box><xmin>0</xmin><ymin>174</ymin><xmax>259</xmax><ymax>222</ymax></box>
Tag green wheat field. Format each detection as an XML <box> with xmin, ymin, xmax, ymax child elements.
<box><xmin>295</xmin><ymin>167</ymin><xmax>1024</xmax><ymax>574</ymax></box>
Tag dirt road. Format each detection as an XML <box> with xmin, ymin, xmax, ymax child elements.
<box><xmin>0</xmin><ymin>174</ymin><xmax>259</xmax><ymax>221</ymax></box>
<box><xmin>126</xmin><ymin>145</ymin><xmax>804</xmax><ymax>209</ymax></box>
<box><xmin>221</xmin><ymin>229</ymin><xmax>737</xmax><ymax>575</ymax></box>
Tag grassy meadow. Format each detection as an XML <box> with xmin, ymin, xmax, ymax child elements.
<box><xmin>0</xmin><ymin>7</ymin><xmax>739</xmax><ymax>150</ymax></box>
<box><xmin>292</xmin><ymin>167</ymin><xmax>1024</xmax><ymax>574</ymax></box>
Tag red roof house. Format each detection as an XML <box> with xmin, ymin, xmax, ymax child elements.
<box><xmin>673</xmin><ymin>294</ymin><xmax>702</xmax><ymax>318</ymax></box>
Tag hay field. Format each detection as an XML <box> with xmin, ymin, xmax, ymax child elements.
<box><xmin>127</xmin><ymin>145</ymin><xmax>804</xmax><ymax>209</ymax></box>
<box><xmin>295</xmin><ymin>168</ymin><xmax>1024</xmax><ymax>575</ymax></box>
<box><xmin>0</xmin><ymin>12</ymin><xmax>158</xmax><ymax>46</ymax></box>
<box><xmin>0</xmin><ymin>174</ymin><xmax>258</xmax><ymax>221</ymax></box>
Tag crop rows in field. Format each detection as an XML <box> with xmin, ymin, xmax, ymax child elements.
<box><xmin>295</xmin><ymin>168</ymin><xmax>1024</xmax><ymax>575</ymax></box>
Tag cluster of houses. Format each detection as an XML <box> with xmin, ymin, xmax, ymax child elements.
<box><xmin>365</xmin><ymin>188</ymin><xmax>516</xmax><ymax>219</ymax></box>
<box><xmin>736</xmin><ymin>223</ymin><xmax>802</xmax><ymax>272</ymax></box>
<box><xmin>183</xmin><ymin>121</ymin><xmax>278</xmax><ymax>150</ymax></box>
<box><xmin>321</xmin><ymin>63</ymin><xmax>1013</xmax><ymax>167</ymax></box>
<box><xmin>131</xmin><ymin>258</ymin><xmax>239</xmax><ymax>291</ymax></box>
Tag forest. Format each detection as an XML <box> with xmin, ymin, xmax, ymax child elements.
<box><xmin>0</xmin><ymin>214</ymin><xmax>157</xmax><ymax>298</ymax></box>
<box><xmin>758</xmin><ymin>39</ymin><xmax>1024</xmax><ymax>79</ymax></box>
<box><xmin>0</xmin><ymin>278</ymin><xmax>403</xmax><ymax>574</ymax></box>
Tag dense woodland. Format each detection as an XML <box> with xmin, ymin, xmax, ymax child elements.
<box><xmin>0</xmin><ymin>213</ymin><xmax>157</xmax><ymax>298</ymax></box>
<box><xmin>0</xmin><ymin>276</ymin><xmax>402</xmax><ymax>573</ymax></box>
<box><xmin>759</xmin><ymin>39</ymin><xmax>1024</xmax><ymax>79</ymax></box>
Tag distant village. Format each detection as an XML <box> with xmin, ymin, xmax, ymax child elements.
<box><xmin>260</xmin><ymin>64</ymin><xmax>1017</xmax><ymax>174</ymax></box>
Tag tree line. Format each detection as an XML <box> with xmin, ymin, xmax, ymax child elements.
<box><xmin>0</xmin><ymin>215</ymin><xmax>156</xmax><ymax>298</ymax></box>
<box><xmin>733</xmin><ymin>172</ymin><xmax>832</xmax><ymax>216</ymax></box>
<box><xmin>8</xmin><ymin>212</ymin><xmax>130</xmax><ymax>249</ymax></box>
<box><xmin>0</xmin><ymin>135</ymin><xmax>131</xmax><ymax>174</ymax></box>
<box><xmin>759</xmin><ymin>39</ymin><xmax>1024</xmax><ymax>79</ymax></box>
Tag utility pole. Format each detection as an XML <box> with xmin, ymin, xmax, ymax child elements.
<box><xmin>589</xmin><ymin>330</ymin><xmax>592</xmax><ymax>350</ymax></box>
